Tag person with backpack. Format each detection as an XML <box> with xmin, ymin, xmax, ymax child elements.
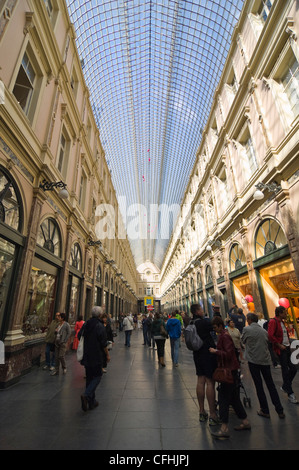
<box><xmin>190</xmin><ymin>304</ymin><xmax>219</xmax><ymax>426</ymax></box>
<box><xmin>268</xmin><ymin>306</ymin><xmax>297</xmax><ymax>404</ymax></box>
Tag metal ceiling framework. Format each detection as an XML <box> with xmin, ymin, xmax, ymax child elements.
<box><xmin>66</xmin><ymin>0</ymin><xmax>244</xmax><ymax>269</ymax></box>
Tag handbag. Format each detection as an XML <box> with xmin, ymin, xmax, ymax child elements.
<box><xmin>160</xmin><ymin>322</ymin><xmax>169</xmax><ymax>339</ymax></box>
<box><xmin>212</xmin><ymin>356</ymin><xmax>234</xmax><ymax>384</ymax></box>
<box><xmin>76</xmin><ymin>336</ymin><xmax>84</xmax><ymax>361</ymax></box>
<box><xmin>76</xmin><ymin>325</ymin><xmax>85</xmax><ymax>362</ymax></box>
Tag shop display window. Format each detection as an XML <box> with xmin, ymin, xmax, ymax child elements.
<box><xmin>260</xmin><ymin>258</ymin><xmax>299</xmax><ymax>338</ymax></box>
<box><xmin>23</xmin><ymin>262</ymin><xmax>57</xmax><ymax>338</ymax></box>
<box><xmin>0</xmin><ymin>238</ymin><xmax>16</xmax><ymax>338</ymax></box>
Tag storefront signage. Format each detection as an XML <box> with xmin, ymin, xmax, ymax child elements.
<box><xmin>144</xmin><ymin>296</ymin><xmax>154</xmax><ymax>306</ymax></box>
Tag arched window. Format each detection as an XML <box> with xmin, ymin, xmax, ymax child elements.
<box><xmin>105</xmin><ymin>272</ymin><xmax>109</xmax><ymax>288</ymax></box>
<box><xmin>229</xmin><ymin>243</ymin><xmax>246</xmax><ymax>271</ymax></box>
<box><xmin>0</xmin><ymin>166</ymin><xmax>23</xmax><ymax>232</ymax></box>
<box><xmin>255</xmin><ymin>218</ymin><xmax>287</xmax><ymax>258</ymax></box>
<box><xmin>37</xmin><ymin>217</ymin><xmax>62</xmax><ymax>257</ymax></box>
<box><xmin>205</xmin><ymin>265</ymin><xmax>213</xmax><ymax>284</ymax></box>
<box><xmin>70</xmin><ymin>242</ymin><xmax>82</xmax><ymax>270</ymax></box>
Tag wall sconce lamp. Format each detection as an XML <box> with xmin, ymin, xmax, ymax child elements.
<box><xmin>88</xmin><ymin>239</ymin><xmax>102</xmax><ymax>247</ymax></box>
<box><xmin>39</xmin><ymin>179</ymin><xmax>69</xmax><ymax>199</ymax></box>
<box><xmin>253</xmin><ymin>181</ymin><xmax>281</xmax><ymax>201</ymax></box>
<box><xmin>105</xmin><ymin>259</ymin><xmax>115</xmax><ymax>265</ymax></box>
<box><xmin>206</xmin><ymin>239</ymin><xmax>222</xmax><ymax>251</ymax></box>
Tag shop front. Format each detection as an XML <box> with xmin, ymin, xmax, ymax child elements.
<box><xmin>0</xmin><ymin>166</ymin><xmax>24</xmax><ymax>342</ymax></box>
<box><xmin>254</xmin><ymin>218</ymin><xmax>299</xmax><ymax>339</ymax></box>
<box><xmin>228</xmin><ymin>243</ymin><xmax>253</xmax><ymax>314</ymax></box>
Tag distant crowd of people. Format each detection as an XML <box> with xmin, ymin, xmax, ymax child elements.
<box><xmin>41</xmin><ymin>301</ymin><xmax>298</xmax><ymax>439</ymax></box>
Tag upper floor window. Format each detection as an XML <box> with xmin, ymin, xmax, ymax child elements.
<box><xmin>0</xmin><ymin>167</ymin><xmax>23</xmax><ymax>232</ymax></box>
<box><xmin>57</xmin><ymin>127</ymin><xmax>70</xmax><ymax>178</ymax></box>
<box><xmin>205</xmin><ymin>265</ymin><xmax>213</xmax><ymax>285</ymax></box>
<box><xmin>79</xmin><ymin>170</ymin><xmax>87</xmax><ymax>210</ymax></box>
<box><xmin>70</xmin><ymin>242</ymin><xmax>82</xmax><ymax>271</ymax></box>
<box><xmin>96</xmin><ymin>265</ymin><xmax>102</xmax><ymax>283</ymax></box>
<box><xmin>258</xmin><ymin>0</ymin><xmax>272</xmax><ymax>23</ymax></box>
<box><xmin>43</xmin><ymin>0</ymin><xmax>53</xmax><ymax>17</ymax></box>
<box><xmin>229</xmin><ymin>243</ymin><xmax>246</xmax><ymax>272</ymax></box>
<box><xmin>13</xmin><ymin>52</ymin><xmax>36</xmax><ymax>116</ymax></box>
<box><xmin>244</xmin><ymin>136</ymin><xmax>258</xmax><ymax>174</ymax></box>
<box><xmin>281</xmin><ymin>56</ymin><xmax>299</xmax><ymax>118</ymax></box>
<box><xmin>237</xmin><ymin>126</ymin><xmax>258</xmax><ymax>176</ymax></box>
<box><xmin>43</xmin><ymin>0</ymin><xmax>58</xmax><ymax>27</ymax></box>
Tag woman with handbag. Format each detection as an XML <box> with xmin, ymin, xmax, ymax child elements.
<box><xmin>209</xmin><ymin>316</ymin><xmax>250</xmax><ymax>438</ymax></box>
<box><xmin>151</xmin><ymin>313</ymin><xmax>168</xmax><ymax>367</ymax></box>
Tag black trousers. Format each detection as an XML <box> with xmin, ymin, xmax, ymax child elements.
<box><xmin>155</xmin><ymin>338</ymin><xmax>166</xmax><ymax>358</ymax></box>
<box><xmin>279</xmin><ymin>347</ymin><xmax>297</xmax><ymax>395</ymax></box>
<box><xmin>248</xmin><ymin>362</ymin><xmax>283</xmax><ymax>414</ymax></box>
<box><xmin>217</xmin><ymin>370</ymin><xmax>247</xmax><ymax>424</ymax></box>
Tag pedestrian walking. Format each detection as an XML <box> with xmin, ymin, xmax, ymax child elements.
<box><xmin>151</xmin><ymin>313</ymin><xmax>167</xmax><ymax>367</ymax></box>
<box><xmin>268</xmin><ymin>306</ymin><xmax>298</xmax><ymax>404</ymax></box>
<box><xmin>209</xmin><ymin>316</ymin><xmax>250</xmax><ymax>439</ymax></box>
<box><xmin>78</xmin><ymin>306</ymin><xmax>110</xmax><ymax>411</ymax></box>
<box><xmin>242</xmin><ymin>313</ymin><xmax>285</xmax><ymax>419</ymax></box>
<box><xmin>43</xmin><ymin>312</ymin><xmax>60</xmax><ymax>371</ymax></box>
<box><xmin>190</xmin><ymin>304</ymin><xmax>219</xmax><ymax>426</ymax></box>
<box><xmin>51</xmin><ymin>313</ymin><xmax>71</xmax><ymax>376</ymax></box>
<box><xmin>123</xmin><ymin>313</ymin><xmax>134</xmax><ymax>347</ymax></box>
<box><xmin>166</xmin><ymin>311</ymin><xmax>182</xmax><ymax>366</ymax></box>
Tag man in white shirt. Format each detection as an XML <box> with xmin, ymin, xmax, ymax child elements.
<box><xmin>242</xmin><ymin>313</ymin><xmax>285</xmax><ymax>419</ymax></box>
<box><xmin>123</xmin><ymin>313</ymin><xmax>134</xmax><ymax>347</ymax></box>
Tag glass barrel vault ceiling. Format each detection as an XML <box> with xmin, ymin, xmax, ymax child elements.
<box><xmin>66</xmin><ymin>0</ymin><xmax>245</xmax><ymax>270</ymax></box>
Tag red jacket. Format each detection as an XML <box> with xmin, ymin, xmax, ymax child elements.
<box><xmin>268</xmin><ymin>317</ymin><xmax>285</xmax><ymax>356</ymax></box>
<box><xmin>216</xmin><ymin>330</ymin><xmax>240</xmax><ymax>371</ymax></box>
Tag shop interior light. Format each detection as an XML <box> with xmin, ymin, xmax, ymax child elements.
<box><xmin>253</xmin><ymin>189</ymin><xmax>264</xmax><ymax>200</ymax></box>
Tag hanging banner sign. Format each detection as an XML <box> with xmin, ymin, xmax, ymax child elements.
<box><xmin>144</xmin><ymin>296</ymin><xmax>154</xmax><ymax>306</ymax></box>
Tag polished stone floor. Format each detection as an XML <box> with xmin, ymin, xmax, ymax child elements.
<box><xmin>0</xmin><ymin>328</ymin><xmax>298</xmax><ymax>451</ymax></box>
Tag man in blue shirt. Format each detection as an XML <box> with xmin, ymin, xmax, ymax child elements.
<box><xmin>166</xmin><ymin>311</ymin><xmax>182</xmax><ymax>367</ymax></box>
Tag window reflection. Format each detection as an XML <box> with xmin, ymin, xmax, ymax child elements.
<box><xmin>0</xmin><ymin>170</ymin><xmax>21</xmax><ymax>231</ymax></box>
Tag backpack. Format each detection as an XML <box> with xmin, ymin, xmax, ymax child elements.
<box><xmin>184</xmin><ymin>320</ymin><xmax>203</xmax><ymax>351</ymax></box>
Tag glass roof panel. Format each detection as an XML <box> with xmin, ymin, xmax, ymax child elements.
<box><xmin>66</xmin><ymin>0</ymin><xmax>244</xmax><ymax>269</ymax></box>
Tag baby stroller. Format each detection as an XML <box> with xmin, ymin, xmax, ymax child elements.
<box><xmin>238</xmin><ymin>370</ymin><xmax>251</xmax><ymax>408</ymax></box>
